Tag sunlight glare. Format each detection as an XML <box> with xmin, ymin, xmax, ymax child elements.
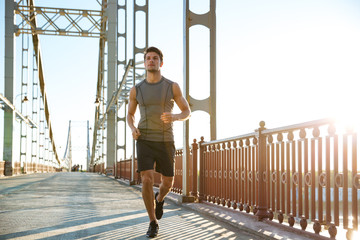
<box><xmin>349</xmin><ymin>230</ymin><xmax>360</xmax><ymax>240</ymax></box>
<box><xmin>333</xmin><ymin>107</ymin><xmax>360</xmax><ymax>134</ymax></box>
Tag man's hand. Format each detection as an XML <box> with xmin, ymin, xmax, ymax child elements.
<box><xmin>160</xmin><ymin>112</ymin><xmax>176</xmax><ymax>123</ymax></box>
<box><xmin>131</xmin><ymin>128</ymin><xmax>141</xmax><ymax>140</ymax></box>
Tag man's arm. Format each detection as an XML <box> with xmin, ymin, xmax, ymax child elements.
<box><xmin>127</xmin><ymin>86</ymin><xmax>141</xmax><ymax>139</ymax></box>
<box><xmin>160</xmin><ymin>82</ymin><xmax>191</xmax><ymax>123</ymax></box>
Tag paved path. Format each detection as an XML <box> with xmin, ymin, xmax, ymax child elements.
<box><xmin>0</xmin><ymin>172</ymin><xmax>269</xmax><ymax>240</ymax></box>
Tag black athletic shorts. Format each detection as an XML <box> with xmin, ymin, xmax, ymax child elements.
<box><xmin>136</xmin><ymin>139</ymin><xmax>175</xmax><ymax>177</ymax></box>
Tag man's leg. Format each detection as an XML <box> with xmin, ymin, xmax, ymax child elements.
<box><xmin>154</xmin><ymin>175</ymin><xmax>174</xmax><ymax>220</ymax></box>
<box><xmin>157</xmin><ymin>175</ymin><xmax>174</xmax><ymax>202</ymax></box>
<box><xmin>141</xmin><ymin>170</ymin><xmax>156</xmax><ymax>222</ymax></box>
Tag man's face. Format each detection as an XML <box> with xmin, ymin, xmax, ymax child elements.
<box><xmin>144</xmin><ymin>52</ymin><xmax>163</xmax><ymax>72</ymax></box>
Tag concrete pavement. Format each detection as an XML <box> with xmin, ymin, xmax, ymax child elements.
<box><xmin>0</xmin><ymin>172</ymin><xmax>315</xmax><ymax>240</ymax></box>
<box><xmin>0</xmin><ymin>172</ymin><xmax>265</xmax><ymax>239</ymax></box>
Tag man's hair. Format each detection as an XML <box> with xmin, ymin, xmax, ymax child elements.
<box><xmin>144</xmin><ymin>46</ymin><xmax>163</xmax><ymax>62</ymax></box>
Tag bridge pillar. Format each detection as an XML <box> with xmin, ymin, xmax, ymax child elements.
<box><xmin>182</xmin><ymin>0</ymin><xmax>216</xmax><ymax>201</ymax></box>
<box><xmin>130</xmin><ymin>0</ymin><xmax>149</xmax><ymax>185</ymax></box>
<box><xmin>3</xmin><ymin>0</ymin><xmax>16</xmax><ymax>176</ymax></box>
<box><xmin>105</xmin><ymin>0</ymin><xmax>119</xmax><ymax>176</ymax></box>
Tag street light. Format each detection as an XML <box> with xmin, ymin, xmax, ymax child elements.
<box><xmin>15</xmin><ymin>93</ymin><xmax>29</xmax><ymax>103</ymax></box>
<box><xmin>22</xmin><ymin>96</ymin><xmax>28</xmax><ymax>103</ymax></box>
<box><xmin>94</xmin><ymin>97</ymin><xmax>100</xmax><ymax>106</ymax></box>
<box><xmin>94</xmin><ymin>96</ymin><xmax>106</xmax><ymax>107</ymax></box>
<box><xmin>14</xmin><ymin>94</ymin><xmax>29</xmax><ymax>123</ymax></box>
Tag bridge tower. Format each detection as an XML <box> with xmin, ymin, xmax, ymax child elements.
<box><xmin>182</xmin><ymin>0</ymin><xmax>217</xmax><ymax>198</ymax></box>
<box><xmin>89</xmin><ymin>0</ymin><xmax>148</xmax><ymax>176</ymax></box>
<box><xmin>2</xmin><ymin>0</ymin><xmax>115</xmax><ymax>174</ymax></box>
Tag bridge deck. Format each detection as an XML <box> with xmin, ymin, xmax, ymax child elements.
<box><xmin>0</xmin><ymin>172</ymin><xmax>309</xmax><ymax>240</ymax></box>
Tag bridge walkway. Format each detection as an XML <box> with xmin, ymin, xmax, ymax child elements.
<box><xmin>0</xmin><ymin>172</ymin><xmax>308</xmax><ymax>240</ymax></box>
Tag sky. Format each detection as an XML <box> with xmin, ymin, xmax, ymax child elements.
<box><xmin>1</xmin><ymin>0</ymin><xmax>360</xmax><ymax>168</ymax></box>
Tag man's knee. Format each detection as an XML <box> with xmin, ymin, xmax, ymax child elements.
<box><xmin>141</xmin><ymin>171</ymin><xmax>154</xmax><ymax>185</ymax></box>
<box><xmin>162</xmin><ymin>176</ymin><xmax>174</xmax><ymax>189</ymax></box>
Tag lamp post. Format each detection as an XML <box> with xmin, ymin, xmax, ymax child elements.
<box><xmin>87</xmin><ymin>121</ymin><xmax>91</xmax><ymax>172</ymax></box>
<box><xmin>15</xmin><ymin>93</ymin><xmax>29</xmax><ymax>174</ymax></box>
<box><xmin>94</xmin><ymin>96</ymin><xmax>106</xmax><ymax>171</ymax></box>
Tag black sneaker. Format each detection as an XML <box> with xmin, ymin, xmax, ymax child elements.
<box><xmin>146</xmin><ymin>220</ymin><xmax>159</xmax><ymax>238</ymax></box>
<box><xmin>155</xmin><ymin>192</ymin><xmax>164</xmax><ymax>220</ymax></box>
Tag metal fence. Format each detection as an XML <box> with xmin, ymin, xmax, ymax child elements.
<box><xmin>94</xmin><ymin>162</ymin><xmax>105</xmax><ymax>174</ymax></box>
<box><xmin>95</xmin><ymin>118</ymin><xmax>359</xmax><ymax>239</ymax></box>
<box><xmin>198</xmin><ymin>119</ymin><xmax>358</xmax><ymax>239</ymax></box>
<box><xmin>113</xmin><ymin>148</ymin><xmax>189</xmax><ymax>192</ymax></box>
<box><xmin>0</xmin><ymin>161</ymin><xmax>58</xmax><ymax>175</ymax></box>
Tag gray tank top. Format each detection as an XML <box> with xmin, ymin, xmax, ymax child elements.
<box><xmin>136</xmin><ymin>76</ymin><xmax>175</xmax><ymax>142</ymax></box>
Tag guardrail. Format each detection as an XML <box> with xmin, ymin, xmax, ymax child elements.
<box><xmin>94</xmin><ymin>163</ymin><xmax>105</xmax><ymax>175</ymax></box>
<box><xmin>0</xmin><ymin>162</ymin><xmax>58</xmax><ymax>175</ymax></box>
<box><xmin>94</xmin><ymin>118</ymin><xmax>358</xmax><ymax>239</ymax></box>
<box><xmin>112</xmin><ymin>146</ymin><xmax>195</xmax><ymax>195</ymax></box>
<box><xmin>198</xmin><ymin>119</ymin><xmax>358</xmax><ymax>239</ymax></box>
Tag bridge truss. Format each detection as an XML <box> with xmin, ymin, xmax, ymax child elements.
<box><xmin>1</xmin><ymin>0</ymin><xmax>106</xmax><ymax>175</ymax></box>
<box><xmin>2</xmin><ymin>0</ymin><xmax>217</xmax><ymax>190</ymax></box>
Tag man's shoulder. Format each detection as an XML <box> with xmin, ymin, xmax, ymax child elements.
<box><xmin>162</xmin><ymin>76</ymin><xmax>175</xmax><ymax>85</ymax></box>
<box><xmin>135</xmin><ymin>77</ymin><xmax>175</xmax><ymax>87</ymax></box>
<box><xmin>135</xmin><ymin>79</ymin><xmax>146</xmax><ymax>88</ymax></box>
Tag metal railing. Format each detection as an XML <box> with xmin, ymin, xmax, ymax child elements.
<box><xmin>93</xmin><ymin>118</ymin><xmax>359</xmax><ymax>239</ymax></box>
<box><xmin>0</xmin><ymin>161</ymin><xmax>58</xmax><ymax>175</ymax></box>
<box><xmin>113</xmin><ymin>148</ymin><xmax>190</xmax><ymax>193</ymax></box>
<box><xmin>0</xmin><ymin>162</ymin><xmax>5</xmax><ymax>177</ymax></box>
<box><xmin>94</xmin><ymin>162</ymin><xmax>105</xmax><ymax>174</ymax></box>
<box><xmin>115</xmin><ymin>159</ymin><xmax>138</xmax><ymax>182</ymax></box>
<box><xmin>197</xmin><ymin>119</ymin><xmax>359</xmax><ymax>239</ymax></box>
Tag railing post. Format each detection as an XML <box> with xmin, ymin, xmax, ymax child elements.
<box><xmin>180</xmin><ymin>143</ymin><xmax>195</xmax><ymax>203</ymax></box>
<box><xmin>198</xmin><ymin>136</ymin><xmax>205</xmax><ymax>202</ymax></box>
<box><xmin>114</xmin><ymin>162</ymin><xmax>118</xmax><ymax>179</ymax></box>
<box><xmin>255</xmin><ymin>121</ymin><xmax>270</xmax><ymax>220</ymax></box>
<box><xmin>190</xmin><ymin>139</ymin><xmax>198</xmax><ymax>198</ymax></box>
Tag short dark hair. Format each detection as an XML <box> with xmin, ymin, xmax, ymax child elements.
<box><xmin>144</xmin><ymin>46</ymin><xmax>163</xmax><ymax>62</ymax></box>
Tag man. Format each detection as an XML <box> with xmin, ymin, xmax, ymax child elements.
<box><xmin>127</xmin><ymin>46</ymin><xmax>191</xmax><ymax>238</ymax></box>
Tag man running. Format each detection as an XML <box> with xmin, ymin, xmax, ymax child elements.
<box><xmin>127</xmin><ymin>46</ymin><xmax>191</xmax><ymax>238</ymax></box>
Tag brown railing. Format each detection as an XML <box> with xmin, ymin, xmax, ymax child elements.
<box><xmin>171</xmin><ymin>149</ymin><xmax>185</xmax><ymax>194</ymax></box>
<box><xmin>197</xmin><ymin>119</ymin><xmax>359</xmax><ymax>239</ymax></box>
<box><xmin>92</xmin><ymin>118</ymin><xmax>359</xmax><ymax>238</ymax></box>
<box><xmin>94</xmin><ymin>162</ymin><xmax>105</xmax><ymax>174</ymax></box>
<box><xmin>13</xmin><ymin>162</ymin><xmax>21</xmax><ymax>175</ymax></box>
<box><xmin>0</xmin><ymin>162</ymin><xmax>57</xmax><ymax>176</ymax></box>
<box><xmin>0</xmin><ymin>161</ymin><xmax>4</xmax><ymax>176</ymax></box>
<box><xmin>113</xmin><ymin>147</ymin><xmax>192</xmax><ymax>195</ymax></box>
<box><xmin>114</xmin><ymin>159</ymin><xmax>140</xmax><ymax>183</ymax></box>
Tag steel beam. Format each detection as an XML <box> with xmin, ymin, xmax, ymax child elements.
<box><xmin>0</xmin><ymin>94</ymin><xmax>38</xmax><ymax>128</ymax></box>
<box><xmin>19</xmin><ymin>5</ymin><xmax>30</xmax><ymax>172</ymax></box>
<box><xmin>28</xmin><ymin>0</ymin><xmax>60</xmax><ymax>164</ymax></box>
<box><xmin>98</xmin><ymin>60</ymin><xmax>132</xmax><ymax>128</ymax></box>
<box><xmin>14</xmin><ymin>4</ymin><xmax>105</xmax><ymax>38</ymax></box>
<box><xmin>3</xmin><ymin>0</ymin><xmax>16</xmax><ymax>176</ymax></box>
<box><xmin>68</xmin><ymin>121</ymin><xmax>72</xmax><ymax>172</ymax></box>
<box><xmin>209</xmin><ymin>0</ymin><xmax>217</xmax><ymax>141</ymax></box>
<box><xmin>131</xmin><ymin>0</ymin><xmax>148</xmax><ymax>185</ymax></box>
<box><xmin>31</xmin><ymin>40</ymin><xmax>39</xmax><ymax>172</ymax></box>
<box><xmin>87</xmin><ymin>120</ymin><xmax>90</xmax><ymax>170</ymax></box>
<box><xmin>105</xmin><ymin>0</ymin><xmax>118</xmax><ymax>175</ymax></box>
<box><xmin>182</xmin><ymin>0</ymin><xmax>217</xmax><ymax>199</ymax></box>
<box><xmin>116</xmin><ymin>0</ymin><xmax>128</xmax><ymax>177</ymax></box>
<box><xmin>90</xmin><ymin>0</ymin><xmax>107</xmax><ymax>171</ymax></box>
